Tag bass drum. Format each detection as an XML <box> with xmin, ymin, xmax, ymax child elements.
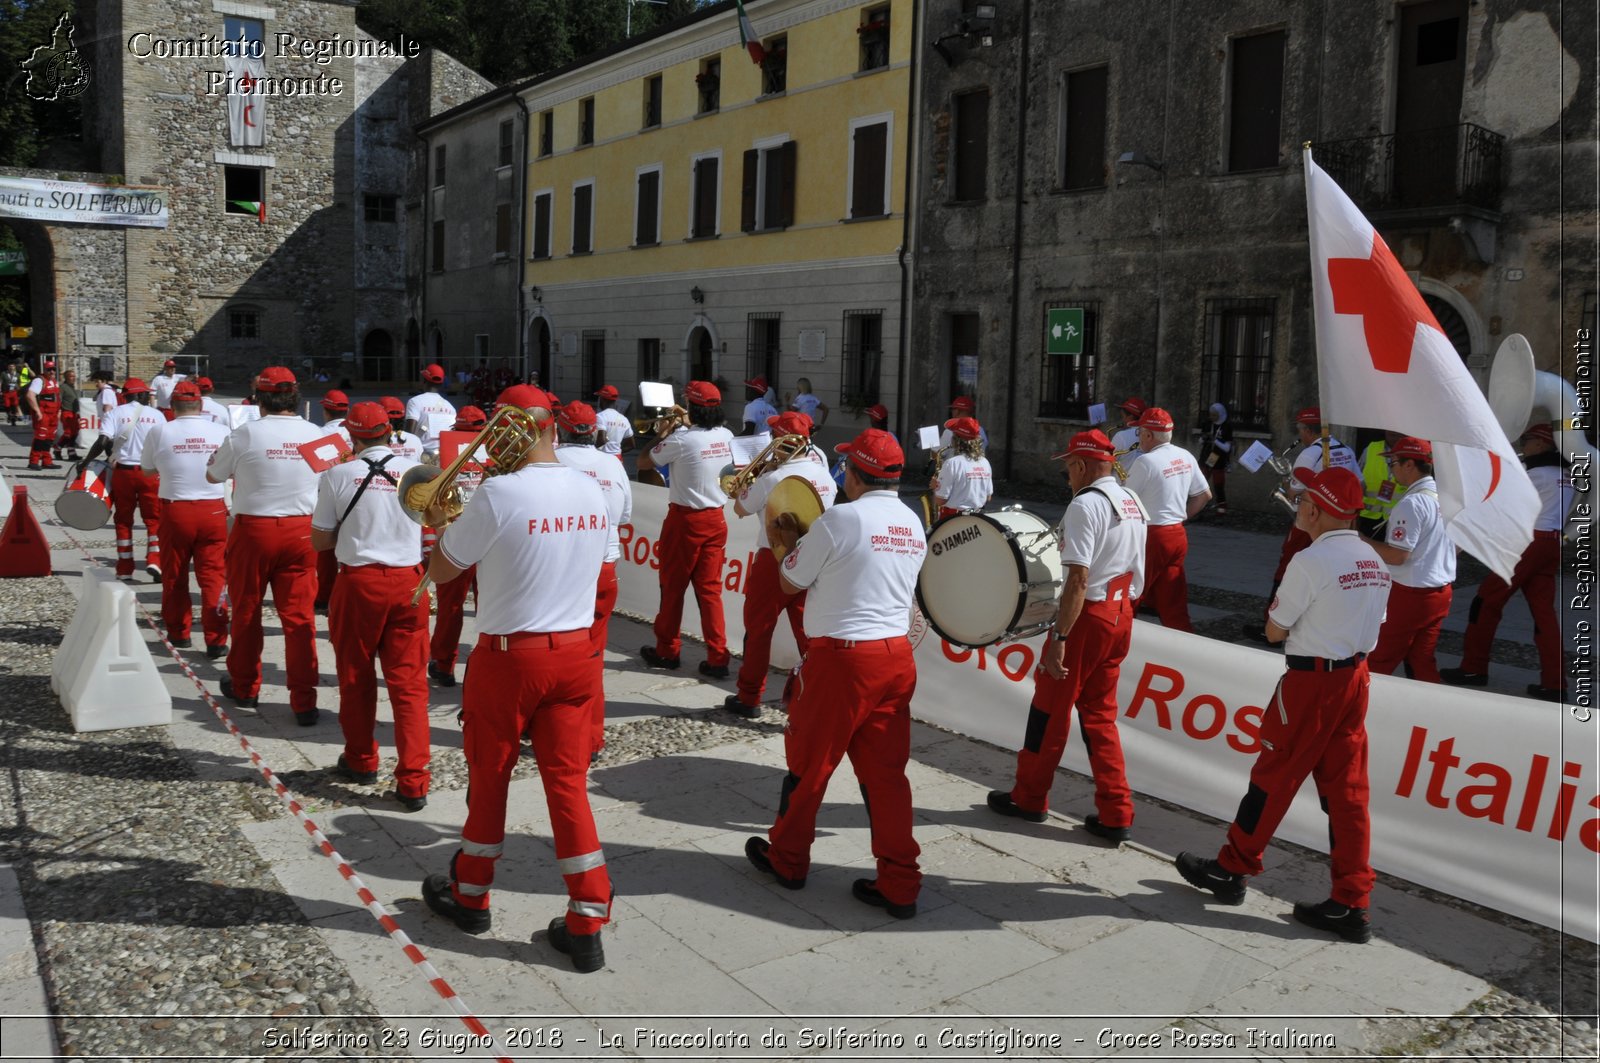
<box><xmin>916</xmin><ymin>507</ymin><xmax>1063</xmax><ymax>649</ymax></box>
<box><xmin>55</xmin><ymin>460</ymin><xmax>114</xmax><ymax>531</ymax></box>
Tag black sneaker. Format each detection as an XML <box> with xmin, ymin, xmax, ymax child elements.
<box><xmin>722</xmin><ymin>694</ymin><xmax>760</xmax><ymax>719</ymax></box>
<box><xmin>218</xmin><ymin>676</ymin><xmax>258</xmax><ymax>709</ymax></box>
<box><xmin>1292</xmin><ymin>898</ymin><xmax>1372</xmax><ymax>943</ymax></box>
<box><xmin>986</xmin><ymin>790</ymin><xmax>1047</xmax><ymax>823</ymax></box>
<box><xmin>640</xmin><ymin>645</ymin><xmax>680</xmax><ymax>670</ymax></box>
<box><xmin>852</xmin><ymin>878</ymin><xmax>916</xmax><ymax>920</ymax></box>
<box><xmin>698</xmin><ymin>660</ymin><xmax>729</xmax><ymax>680</ymax></box>
<box><xmin>294</xmin><ymin>708</ymin><xmax>320</xmax><ymax>727</ymax></box>
<box><xmin>744</xmin><ymin>836</ymin><xmax>805</xmax><ymax>890</ymax></box>
<box><xmin>146</xmin><ymin>564</ymin><xmax>162</xmax><ymax>582</ymax></box>
<box><xmin>422</xmin><ymin>873</ymin><xmax>491</xmax><ymax>934</ymax></box>
<box><xmin>206</xmin><ymin>643</ymin><xmax>228</xmax><ymax>660</ymax></box>
<box><xmin>1526</xmin><ymin>684</ymin><xmax>1568</xmax><ymax>703</ymax></box>
<box><xmin>1082</xmin><ymin>814</ymin><xmax>1131</xmax><ymax>843</ymax></box>
<box><xmin>427</xmin><ymin>661</ymin><xmax>456</xmax><ymax>687</ymax></box>
<box><xmin>546</xmin><ymin>916</ymin><xmax>605</xmax><ymax>973</ymax></box>
<box><xmin>167</xmin><ymin>636</ymin><xmax>193</xmax><ymax>650</ymax></box>
<box><xmin>396</xmin><ymin>792</ymin><xmax>428</xmax><ymax>813</ymax></box>
<box><xmin>333</xmin><ymin>754</ymin><xmax>378</xmax><ymax>786</ymax></box>
<box><xmin>1175</xmin><ymin>851</ymin><xmax>1246</xmax><ymax>905</ymax></box>
<box><xmin>1439</xmin><ymin>667</ymin><xmax>1488</xmax><ymax>687</ymax></box>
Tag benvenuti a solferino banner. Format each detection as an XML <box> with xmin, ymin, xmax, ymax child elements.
<box><xmin>0</xmin><ymin>175</ymin><xmax>168</xmax><ymax>228</ymax></box>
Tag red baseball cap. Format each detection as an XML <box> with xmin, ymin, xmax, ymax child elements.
<box><xmin>162</xmin><ymin>359</ymin><xmax>176</xmax><ymax>368</ymax></box>
<box><xmin>1137</xmin><ymin>407</ymin><xmax>1175</xmax><ymax>432</ymax></box>
<box><xmin>454</xmin><ymin>405</ymin><xmax>487</xmax><ymax>430</ymax></box>
<box><xmin>171</xmin><ymin>381</ymin><xmax>202</xmax><ymax>401</ymax></box>
<box><xmin>1382</xmin><ymin>436</ymin><xmax>1432</xmax><ymax>462</ymax></box>
<box><xmin>685</xmin><ymin>380</ymin><xmax>721</xmax><ymax>407</ymax></box>
<box><xmin>344</xmin><ymin>401</ymin><xmax>392</xmax><ymax>439</ymax></box>
<box><xmin>421</xmin><ymin>363</ymin><xmax>445</xmax><ymax>383</ymax></box>
<box><xmin>256</xmin><ymin>366</ymin><xmax>297</xmax><ymax>392</ymax></box>
<box><xmin>835</xmin><ymin>428</ymin><xmax>904</xmax><ymax>478</ymax></box>
<box><xmin>744</xmin><ymin>376</ymin><xmax>769</xmax><ymax>394</ymax></box>
<box><xmin>1117</xmin><ymin>397</ymin><xmax>1147</xmax><ymax>415</ymax></box>
<box><xmin>1293</xmin><ymin>467</ymin><xmax>1363</xmax><ymax>518</ymax></box>
<box><xmin>42</xmin><ymin>360</ymin><xmax>56</xmax><ymax>370</ymax></box>
<box><xmin>1295</xmin><ymin>406</ymin><xmax>1323</xmax><ymax>426</ymax></box>
<box><xmin>1053</xmin><ymin>429</ymin><xmax>1116</xmax><ymax>461</ymax></box>
<box><xmin>944</xmin><ymin>416</ymin><xmax>981</xmax><ymax>440</ymax></box>
<box><xmin>866</xmin><ymin>403</ymin><xmax>889</xmax><ymax>422</ymax></box>
<box><xmin>766</xmin><ymin>411</ymin><xmax>813</xmax><ymax>437</ymax></box>
<box><xmin>949</xmin><ymin>396</ymin><xmax>975</xmax><ymax>413</ymax></box>
<box><xmin>558</xmin><ymin>400</ymin><xmax>598</xmax><ymax>433</ymax></box>
<box><xmin>594</xmin><ymin>384</ymin><xmax>619</xmax><ymax>400</ymax></box>
<box><xmin>197</xmin><ymin>376</ymin><xmax>214</xmax><ymax>393</ymax></box>
<box><xmin>123</xmin><ymin>378</ymin><xmax>150</xmax><ymax>395</ymax></box>
<box><xmin>320</xmin><ymin>389</ymin><xmax>349</xmax><ymax>411</ymax></box>
<box><xmin>497</xmin><ymin>384</ymin><xmax>555</xmax><ymax>412</ymax></box>
<box><xmin>1522</xmin><ymin>423</ymin><xmax>1555</xmax><ymax>446</ymax></box>
<box><xmin>380</xmin><ymin>395</ymin><xmax>406</xmax><ymax>419</ymax></box>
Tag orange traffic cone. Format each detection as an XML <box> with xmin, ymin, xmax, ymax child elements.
<box><xmin>0</xmin><ymin>486</ymin><xmax>51</xmax><ymax>577</ymax></box>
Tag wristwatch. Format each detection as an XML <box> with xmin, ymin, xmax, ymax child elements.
<box><xmin>1050</xmin><ymin>629</ymin><xmax>1070</xmax><ymax>643</ymax></box>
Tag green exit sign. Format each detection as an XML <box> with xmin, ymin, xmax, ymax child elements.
<box><xmin>1046</xmin><ymin>307</ymin><xmax>1084</xmax><ymax>356</ymax></box>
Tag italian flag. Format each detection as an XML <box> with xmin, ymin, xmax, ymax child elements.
<box><xmin>736</xmin><ymin>0</ymin><xmax>766</xmax><ymax>64</ymax></box>
<box><xmin>229</xmin><ymin>200</ymin><xmax>267</xmax><ymax>223</ymax></box>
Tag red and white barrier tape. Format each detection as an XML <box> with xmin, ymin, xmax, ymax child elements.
<box><xmin>33</xmin><ymin>493</ymin><xmax>512</xmax><ymax>1062</ymax></box>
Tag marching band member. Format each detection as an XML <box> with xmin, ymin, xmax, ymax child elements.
<box><xmin>988</xmin><ymin>430</ymin><xmax>1146</xmax><ymax>841</ymax></box>
<box><xmin>741</xmin><ymin>377</ymin><xmax>778</xmax><ymax>442</ymax></box>
<box><xmin>1366</xmin><ymin>437</ymin><xmax>1454</xmax><ymax>682</ymax></box>
<box><xmin>381</xmin><ymin>396</ymin><xmax>425</xmax><ymax>462</ymax></box>
<box><xmin>312</xmin><ymin>390</ymin><xmax>353</xmax><ymax>612</ymax></box>
<box><xmin>1109</xmin><ymin>397</ymin><xmax>1146</xmax><ymax>457</ymax></box>
<box><xmin>320</xmin><ymin>390</ymin><xmax>351</xmax><ymax>434</ymax></box>
<box><xmin>592</xmin><ymin>385</ymin><xmax>635</xmax><ymax>460</ymax></box>
<box><xmin>141</xmin><ymin>381</ymin><xmax>229</xmax><ymax>655</ymax></box>
<box><xmin>427</xmin><ymin>405</ymin><xmax>488</xmax><ymax>687</ymax></box>
<box><xmin>1177</xmin><ymin>467</ymin><xmax>1388</xmax><ymax>944</ymax></box>
<box><xmin>57</xmin><ymin>369</ymin><xmax>82</xmax><ymax>463</ymax></box>
<box><xmin>637</xmin><ymin>380</ymin><xmax>736</xmax><ymax>678</ymax></box>
<box><xmin>207</xmin><ymin>367</ymin><xmax>325</xmax><ymax>723</ymax></box>
<box><xmin>196</xmin><ymin>377</ymin><xmax>230</xmax><ymax>426</ymax></box>
<box><xmin>726</xmin><ymin>411</ymin><xmax>836</xmax><ymax>718</ymax></box>
<box><xmin>931</xmin><ymin>416</ymin><xmax>993</xmax><ymax>520</ymax></box>
<box><xmin>420</xmin><ymin>385</ymin><xmax>614</xmax><ymax>973</ymax></box>
<box><xmin>1122</xmin><ymin>407</ymin><xmax>1210</xmax><ymax>632</ymax></box>
<box><xmin>84</xmin><ymin>378</ymin><xmax>165</xmax><ymax>579</ymax></box>
<box><xmin>748</xmin><ymin>428</ymin><xmax>927</xmax><ymax>919</ymax></box>
<box><xmin>1198</xmin><ymin>402</ymin><xmax>1233</xmax><ymax>515</ymax></box>
<box><xmin>24</xmin><ymin>360</ymin><xmax>61</xmax><ymax>470</ymax></box>
<box><xmin>151</xmin><ymin>359</ymin><xmax>186</xmax><ymax>419</ymax></box>
<box><xmin>405</xmin><ymin>363</ymin><xmax>457</xmax><ymax>457</ymax></box>
<box><xmin>938</xmin><ymin>396</ymin><xmax>989</xmax><ymax>456</ymax></box>
<box><xmin>311</xmin><ymin>402</ymin><xmax>432</xmax><ymax>812</ymax></box>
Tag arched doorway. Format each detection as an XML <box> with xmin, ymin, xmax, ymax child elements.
<box><xmin>1422</xmin><ymin>293</ymin><xmax>1471</xmax><ymax>362</ymax></box>
<box><xmin>363</xmin><ymin>329</ymin><xmax>394</xmax><ymax>381</ymax></box>
<box><xmin>0</xmin><ymin>221</ymin><xmax>58</xmax><ymax>361</ymax></box>
<box><xmin>428</xmin><ymin>326</ymin><xmax>444</xmax><ymax>376</ymax></box>
<box><xmin>531</xmin><ymin>317</ymin><xmax>552</xmax><ymax>389</ymax></box>
<box><xmin>687</xmin><ymin>325</ymin><xmax>714</xmax><ymax>382</ymax></box>
<box><xmin>405</xmin><ymin>318</ymin><xmax>420</xmax><ymax>378</ymax></box>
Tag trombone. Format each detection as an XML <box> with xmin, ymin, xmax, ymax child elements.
<box><xmin>1112</xmin><ymin>447</ymin><xmax>1134</xmax><ymax>483</ymax></box>
<box><xmin>1265</xmin><ymin>441</ymin><xmax>1301</xmax><ymax>513</ymax></box>
<box><xmin>719</xmin><ymin>434</ymin><xmax>812</xmax><ymax>497</ymax></box>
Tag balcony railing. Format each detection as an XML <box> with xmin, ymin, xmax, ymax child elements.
<box><xmin>1316</xmin><ymin>122</ymin><xmax>1505</xmax><ymax>213</ymax></box>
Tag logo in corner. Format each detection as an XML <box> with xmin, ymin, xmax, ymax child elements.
<box><xmin>20</xmin><ymin>13</ymin><xmax>90</xmax><ymax>102</ymax></box>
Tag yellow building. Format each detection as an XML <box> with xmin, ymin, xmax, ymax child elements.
<box><xmin>517</xmin><ymin>0</ymin><xmax>913</xmax><ymax>432</ymax></box>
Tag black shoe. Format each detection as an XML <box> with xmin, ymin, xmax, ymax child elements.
<box><xmin>206</xmin><ymin>643</ymin><xmax>228</xmax><ymax>660</ymax></box>
<box><xmin>852</xmin><ymin>878</ymin><xmax>916</xmax><ymax>920</ymax></box>
<box><xmin>422</xmin><ymin>873</ymin><xmax>491</xmax><ymax>934</ymax></box>
<box><xmin>1240</xmin><ymin>622</ymin><xmax>1272</xmax><ymax>646</ymax></box>
<box><xmin>1527</xmin><ymin>684</ymin><xmax>1568</xmax><ymax>702</ymax></box>
<box><xmin>396</xmin><ymin>792</ymin><xmax>428</xmax><ymax>813</ymax></box>
<box><xmin>1292</xmin><ymin>898</ymin><xmax>1372</xmax><ymax>943</ymax></box>
<box><xmin>723</xmin><ymin>694</ymin><xmax>760</xmax><ymax>719</ymax></box>
<box><xmin>698</xmin><ymin>660</ymin><xmax>729</xmax><ymax>680</ymax></box>
<box><xmin>546</xmin><ymin>916</ymin><xmax>605</xmax><ymax>973</ymax></box>
<box><xmin>294</xmin><ymin>708</ymin><xmax>320</xmax><ymax>727</ymax></box>
<box><xmin>428</xmin><ymin>661</ymin><xmax>456</xmax><ymax>687</ymax></box>
<box><xmin>146</xmin><ymin>564</ymin><xmax>162</xmax><ymax>582</ymax></box>
<box><xmin>1439</xmin><ymin>667</ymin><xmax>1488</xmax><ymax>687</ymax></box>
<box><xmin>986</xmin><ymin>790</ymin><xmax>1047</xmax><ymax>823</ymax></box>
<box><xmin>218</xmin><ymin>676</ymin><xmax>258</xmax><ymax>709</ymax></box>
<box><xmin>167</xmin><ymin>636</ymin><xmax>193</xmax><ymax>650</ymax></box>
<box><xmin>1175</xmin><ymin>851</ymin><xmax>1246</xmax><ymax>905</ymax></box>
<box><xmin>744</xmin><ymin>836</ymin><xmax>805</xmax><ymax>890</ymax></box>
<box><xmin>334</xmin><ymin>754</ymin><xmax>378</xmax><ymax>785</ymax></box>
<box><xmin>640</xmin><ymin>645</ymin><xmax>680</xmax><ymax>670</ymax></box>
<box><xmin>1082</xmin><ymin>814</ymin><xmax>1130</xmax><ymax>843</ymax></box>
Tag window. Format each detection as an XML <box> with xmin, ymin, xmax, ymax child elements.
<box><xmin>498</xmin><ymin>120</ymin><xmax>514</xmax><ymax>167</ymax></box>
<box><xmin>639</xmin><ymin>337</ymin><xmax>662</xmax><ymax>380</ymax></box>
<box><xmin>1057</xmin><ymin>66</ymin><xmax>1108</xmax><ymax>191</ymax></box>
<box><xmin>474</xmin><ymin>334</ymin><xmax>490</xmax><ymax>361</ymax></box>
<box><xmin>952</xmin><ymin>90</ymin><xmax>989</xmax><ymax>201</ymax></box>
<box><xmin>948</xmin><ymin>312</ymin><xmax>980</xmax><ymax>402</ymax></box>
<box><xmin>571</xmin><ymin>181</ymin><xmax>594</xmax><ymax>254</ymax></box>
<box><xmin>849</xmin><ymin>118</ymin><xmax>890</xmax><ymax>218</ymax></box>
<box><xmin>582</xmin><ymin>329</ymin><xmax>606</xmax><ymax>396</ymax></box>
<box><xmin>1227</xmin><ymin>31</ymin><xmax>1285</xmax><ymax>172</ymax></box>
<box><xmin>363</xmin><ymin>194</ymin><xmax>397</xmax><ymax>222</ymax></box>
<box><xmin>578</xmin><ymin>97</ymin><xmax>595</xmax><ymax>146</ymax></box>
<box><xmin>531</xmin><ymin>191</ymin><xmax>552</xmax><ymax>259</ymax></box>
<box><xmin>1038</xmin><ymin>302</ymin><xmax>1099</xmax><ymax>418</ymax></box>
<box><xmin>635</xmin><ymin>166</ymin><xmax>661</xmax><ymax>247</ymax></box>
<box><xmin>430</xmin><ymin>219</ymin><xmax>444</xmax><ymax>271</ymax></box>
<box><xmin>643</xmin><ymin>75</ymin><xmax>663</xmax><ymax>128</ymax></box>
<box><xmin>746</xmin><ymin>313</ymin><xmax>781</xmax><ymax>390</ymax></box>
<box><xmin>858</xmin><ymin>5</ymin><xmax>890</xmax><ymax>72</ymax></box>
<box><xmin>433</xmin><ymin>144</ymin><xmax>446</xmax><ymax>188</ymax></box>
<box><xmin>495</xmin><ymin>203</ymin><xmax>512</xmax><ymax>256</ymax></box>
<box><xmin>741</xmin><ymin>139</ymin><xmax>797</xmax><ymax>232</ymax></box>
<box><xmin>538</xmin><ymin>110</ymin><xmax>553</xmax><ymax>157</ymax></box>
<box><xmin>697</xmin><ymin>58</ymin><xmax>721</xmax><ymax>114</ymax></box>
<box><xmin>690</xmin><ymin>154</ymin><xmax>720</xmax><ymax>238</ymax></box>
<box><xmin>222</xmin><ymin>16</ymin><xmax>263</xmax><ymax>56</ymax></box>
<box><xmin>1202</xmin><ymin>298</ymin><xmax>1276</xmax><ymax>430</ymax></box>
<box><xmin>762</xmin><ymin>36</ymin><xmax>787</xmax><ymax>95</ymax></box>
<box><xmin>229</xmin><ymin>308</ymin><xmax>261</xmax><ymax>340</ymax></box>
<box><xmin>842</xmin><ymin>309</ymin><xmax>884</xmax><ymax>406</ymax></box>
<box><xmin>223</xmin><ymin>166</ymin><xmax>264</xmax><ymax>215</ymax></box>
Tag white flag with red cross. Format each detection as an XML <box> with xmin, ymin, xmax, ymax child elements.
<box><xmin>225</xmin><ymin>45</ymin><xmax>267</xmax><ymax>148</ymax></box>
<box><xmin>1304</xmin><ymin>147</ymin><xmax>1538</xmax><ymax>581</ymax></box>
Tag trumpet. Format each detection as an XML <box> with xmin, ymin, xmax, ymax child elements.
<box><xmin>645</xmin><ymin>405</ymin><xmax>689</xmax><ymax>437</ymax></box>
<box><xmin>1266</xmin><ymin>442</ymin><xmax>1300</xmax><ymax>514</ymax></box>
<box><xmin>719</xmin><ymin>434</ymin><xmax>812</xmax><ymax>497</ymax></box>
<box><xmin>1112</xmin><ymin>447</ymin><xmax>1134</xmax><ymax>483</ymax></box>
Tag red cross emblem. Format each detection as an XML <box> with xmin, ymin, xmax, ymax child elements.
<box><xmin>239</xmin><ymin>72</ymin><xmax>257</xmax><ymax>128</ymax></box>
<box><xmin>1327</xmin><ymin>233</ymin><xmax>1439</xmax><ymax>374</ymax></box>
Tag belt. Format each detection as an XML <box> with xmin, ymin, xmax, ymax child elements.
<box><xmin>478</xmin><ymin>629</ymin><xmax>590</xmax><ymax>651</ymax></box>
<box><xmin>1534</xmin><ymin>529</ymin><xmax>1561</xmax><ymax>540</ymax></box>
<box><xmin>1286</xmin><ymin>652</ymin><xmax>1366</xmax><ymax>672</ymax></box>
<box><xmin>809</xmin><ymin>636</ymin><xmax>907</xmax><ymax>650</ymax></box>
<box><xmin>339</xmin><ymin>562</ymin><xmax>424</xmax><ymax>574</ymax></box>
<box><xmin>116</xmin><ymin>463</ymin><xmax>141</xmax><ymax>470</ymax></box>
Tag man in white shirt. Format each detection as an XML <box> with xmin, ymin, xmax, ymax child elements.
<box><xmin>196</xmin><ymin>377</ymin><xmax>229</xmax><ymax>427</ymax></box>
<box><xmin>207</xmin><ymin>366</ymin><xmax>326</xmax><ymax>724</ymax></box>
<box><xmin>419</xmin><ymin>385</ymin><xmax>615</xmax><ymax>973</ymax></box>
<box><xmin>95</xmin><ymin>372</ymin><xmax>119</xmax><ymax>420</ymax></box>
<box><xmin>726</xmin><ymin>411</ymin><xmax>836</xmax><ymax>717</ymax></box>
<box><xmin>141</xmin><ymin>381</ymin><xmax>230</xmax><ymax>655</ymax></box>
<box><xmin>1109</xmin><ymin>397</ymin><xmax>1146</xmax><ymax>457</ymax></box>
<box><xmin>151</xmin><ymin>359</ymin><xmax>187</xmax><ymax>418</ymax></box>
<box><xmin>740</xmin><ymin>377</ymin><xmax>778</xmax><ymax>441</ymax></box>
<box><xmin>24</xmin><ymin>360</ymin><xmax>62</xmax><ymax>470</ymax></box>
<box><xmin>750</xmin><ymin>428</ymin><xmax>927</xmax><ymax>920</ymax></box>
<box><xmin>381</xmin><ymin>396</ymin><xmax>425</xmax><ymax>462</ymax></box>
<box><xmin>1177</xmin><ymin>467</ymin><xmax>1388</xmax><ymax>944</ymax></box>
<box><xmin>312</xmin><ymin>389</ymin><xmax>354</xmax><ymax>612</ymax></box>
<box><xmin>83</xmin><ymin>378</ymin><xmax>165</xmax><ymax>578</ymax></box>
<box><xmin>637</xmin><ymin>380</ymin><xmax>736</xmax><ymax>678</ymax></box>
<box><xmin>989</xmin><ymin>430</ymin><xmax>1147</xmax><ymax>842</ymax></box>
<box><xmin>592</xmin><ymin>385</ymin><xmax>634</xmax><ymax>460</ymax></box>
<box><xmin>311</xmin><ymin>402</ymin><xmax>432</xmax><ymax>813</ymax></box>
<box><xmin>1366</xmin><ymin>437</ymin><xmax>1455</xmax><ymax>682</ymax></box>
<box><xmin>405</xmin><ymin>363</ymin><xmax>457</xmax><ymax>456</ymax></box>
<box><xmin>1122</xmin><ymin>407</ymin><xmax>1210</xmax><ymax>632</ymax></box>
<box><xmin>427</xmin><ymin>404</ymin><xmax>488</xmax><ymax>687</ymax></box>
<box><xmin>937</xmin><ymin>395</ymin><xmax>990</xmax><ymax>457</ymax></box>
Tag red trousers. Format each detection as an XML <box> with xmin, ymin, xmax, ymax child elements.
<box><xmin>1010</xmin><ymin>596</ymin><xmax>1136</xmax><ymax>825</ymax></box>
<box><xmin>29</xmin><ymin>410</ymin><xmax>59</xmax><ymax>464</ymax></box>
<box><xmin>329</xmin><ymin>564</ymin><xmax>432</xmax><ymax>799</ymax></box>
<box><xmin>767</xmin><ymin>637</ymin><xmax>921</xmax><ymax>905</ymax></box>
<box><xmin>735</xmin><ymin>550</ymin><xmax>808</xmax><ymax>707</ymax></box>
<box><xmin>429</xmin><ymin>565</ymin><xmax>478</xmax><ymax>669</ymax></box>
<box><xmin>451</xmin><ymin>630</ymin><xmax>611</xmax><ymax>934</ymax></box>
<box><xmin>1218</xmin><ymin>664</ymin><xmax>1375</xmax><ymax>908</ymax></box>
<box><xmin>1138</xmin><ymin>523</ymin><xmax>1193</xmax><ymax>632</ymax></box>
<box><xmin>158</xmin><ymin>499</ymin><xmax>228</xmax><ymax>648</ymax></box>
<box><xmin>314</xmin><ymin>548</ymin><xmax>338</xmax><ymax>609</ymax></box>
<box><xmin>226</xmin><ymin>514</ymin><xmax>319</xmax><ymax>712</ymax></box>
<box><xmin>589</xmin><ymin>562</ymin><xmax>618</xmax><ymax>751</ymax></box>
<box><xmin>111</xmin><ymin>465</ymin><xmax>162</xmax><ymax>576</ymax></box>
<box><xmin>1368</xmin><ymin>583</ymin><xmax>1452</xmax><ymax>682</ymax></box>
<box><xmin>1205</xmin><ymin>466</ymin><xmax>1227</xmax><ymax>507</ymax></box>
<box><xmin>1460</xmin><ymin>533</ymin><xmax>1564</xmax><ymax>689</ymax></box>
<box><xmin>59</xmin><ymin>411</ymin><xmax>80</xmax><ymax>451</ymax></box>
<box><xmin>652</xmin><ymin>504</ymin><xmax>729</xmax><ymax>665</ymax></box>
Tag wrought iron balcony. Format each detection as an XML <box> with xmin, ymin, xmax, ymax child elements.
<box><xmin>1316</xmin><ymin>122</ymin><xmax>1505</xmax><ymax>213</ymax></box>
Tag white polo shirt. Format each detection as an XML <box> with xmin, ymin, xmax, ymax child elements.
<box><xmin>1269</xmin><ymin>529</ymin><xmax>1390</xmax><ymax>659</ymax></box>
<box><xmin>557</xmin><ymin>443</ymin><xmax>634</xmax><ymax>563</ymax></box>
<box><xmin>1124</xmin><ymin>442</ymin><xmax>1209</xmax><ymax>526</ymax></box>
<box><xmin>208</xmin><ymin>415</ymin><xmax>324</xmax><ymax>516</ymax></box>
<box><xmin>104</xmin><ymin>403</ymin><xmax>167</xmax><ymax>466</ymax></box>
<box><xmin>141</xmin><ymin>416</ymin><xmax>228</xmax><ymax>501</ymax></box>
<box><xmin>650</xmin><ymin>426</ymin><xmax>735</xmax><ymax>509</ymax></box>
<box><xmin>935</xmin><ymin>453</ymin><xmax>994</xmax><ymax>512</ymax></box>
<box><xmin>151</xmin><ymin>372</ymin><xmax>187</xmax><ymax>409</ymax></box>
<box><xmin>1291</xmin><ymin>436</ymin><xmax>1359</xmax><ymax>490</ymax></box>
<box><xmin>96</xmin><ymin>384</ymin><xmax>118</xmax><ymax>415</ymax></box>
<box><xmin>742</xmin><ymin>397</ymin><xmax>779</xmax><ymax>434</ymax></box>
<box><xmin>438</xmin><ymin>463</ymin><xmax>609</xmax><ymax>635</ymax></box>
<box><xmin>1110</xmin><ymin>425</ymin><xmax>1141</xmax><ymax>455</ymax></box>
<box><xmin>405</xmin><ymin>392</ymin><xmax>457</xmax><ymax>453</ymax></box>
<box><xmin>311</xmin><ymin>447</ymin><xmax>421</xmax><ymax>567</ymax></box>
<box><xmin>595</xmin><ymin>408</ymin><xmax>633</xmax><ymax>456</ymax></box>
<box><xmin>388</xmin><ymin>429</ymin><xmax>424</xmax><ymax>463</ymax></box>
<box><xmin>200</xmin><ymin>396</ymin><xmax>230</xmax><ymax>427</ymax></box>
<box><xmin>1382</xmin><ymin>477</ymin><xmax>1455</xmax><ymax>589</ymax></box>
<box><xmin>1060</xmin><ymin>475</ymin><xmax>1147</xmax><ymax>602</ymax></box>
<box><xmin>780</xmin><ymin>489</ymin><xmax>926</xmax><ymax>640</ymax></box>
<box><xmin>738</xmin><ymin>449</ymin><xmax>837</xmax><ymax>549</ymax></box>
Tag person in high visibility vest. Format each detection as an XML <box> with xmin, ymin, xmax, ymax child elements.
<box><xmin>1356</xmin><ymin>430</ymin><xmax>1406</xmax><ymax>540</ymax></box>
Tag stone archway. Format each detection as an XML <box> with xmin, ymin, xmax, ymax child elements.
<box><xmin>0</xmin><ymin>219</ymin><xmax>59</xmax><ymax>358</ymax></box>
<box><xmin>362</xmin><ymin>328</ymin><xmax>394</xmax><ymax>381</ymax></box>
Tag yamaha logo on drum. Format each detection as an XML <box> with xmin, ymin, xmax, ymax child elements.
<box><xmin>931</xmin><ymin>524</ymin><xmax>983</xmax><ymax>557</ymax></box>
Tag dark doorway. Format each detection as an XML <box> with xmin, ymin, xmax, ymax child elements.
<box><xmin>363</xmin><ymin>329</ymin><xmax>394</xmax><ymax>381</ymax></box>
<box><xmin>1422</xmin><ymin>293</ymin><xmax>1471</xmax><ymax>361</ymax></box>
<box><xmin>532</xmin><ymin>318</ymin><xmax>552</xmax><ymax>389</ymax></box>
<box><xmin>0</xmin><ymin>222</ymin><xmax>56</xmax><ymax>358</ymax></box>
<box><xmin>688</xmin><ymin>326</ymin><xmax>715</xmax><ymax>383</ymax></box>
<box><xmin>1394</xmin><ymin>0</ymin><xmax>1467</xmax><ymax>206</ymax></box>
<box><xmin>405</xmin><ymin>318</ymin><xmax>420</xmax><ymax>375</ymax></box>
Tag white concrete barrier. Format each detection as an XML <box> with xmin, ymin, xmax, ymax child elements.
<box><xmin>60</xmin><ymin>581</ymin><xmax>171</xmax><ymax>732</ymax></box>
<box><xmin>51</xmin><ymin>568</ymin><xmax>119</xmax><ymax>694</ymax></box>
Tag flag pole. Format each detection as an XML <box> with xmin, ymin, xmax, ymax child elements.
<box><xmin>1304</xmin><ymin>141</ymin><xmax>1333</xmax><ymax>469</ymax></box>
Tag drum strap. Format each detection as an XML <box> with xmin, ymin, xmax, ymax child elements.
<box><xmin>1078</xmin><ymin>485</ymin><xmax>1149</xmax><ymax>523</ymax></box>
<box><xmin>335</xmin><ymin>455</ymin><xmax>397</xmax><ymax>531</ymax></box>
